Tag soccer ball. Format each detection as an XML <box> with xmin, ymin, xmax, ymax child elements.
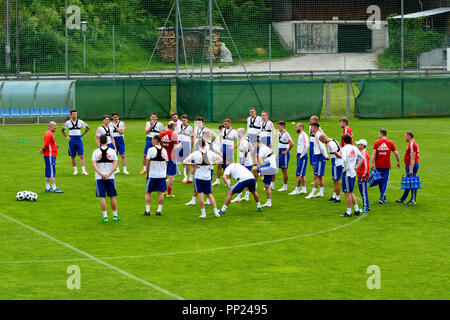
<box><xmin>29</xmin><ymin>192</ymin><xmax>38</xmax><ymax>202</ymax></box>
<box><xmin>16</xmin><ymin>192</ymin><xmax>26</xmax><ymax>201</ymax></box>
<box><xmin>24</xmin><ymin>191</ymin><xmax>32</xmax><ymax>200</ymax></box>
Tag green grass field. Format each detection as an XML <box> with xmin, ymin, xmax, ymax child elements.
<box><xmin>0</xmin><ymin>117</ymin><xmax>449</xmax><ymax>300</ymax></box>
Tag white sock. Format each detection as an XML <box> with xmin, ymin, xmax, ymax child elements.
<box><xmin>270</xmin><ymin>182</ymin><xmax>274</xmax><ymax>188</ymax></box>
<box><xmin>215</xmin><ymin>178</ymin><xmax>220</xmax><ymax>184</ymax></box>
<box><xmin>157</xmin><ymin>205</ymin><xmax>162</xmax><ymax>212</ymax></box>
<box><xmin>73</xmin><ymin>167</ymin><xmax>77</xmax><ymax>172</ymax></box>
<box><xmin>301</xmin><ymin>186</ymin><xmax>306</xmax><ymax>191</ymax></box>
<box><xmin>189</xmin><ymin>174</ymin><xmax>193</xmax><ymax>180</ymax></box>
<box><xmin>113</xmin><ymin>211</ymin><xmax>118</xmax><ymax>217</ymax></box>
<box><xmin>184</xmin><ymin>168</ymin><xmax>187</xmax><ymax>177</ymax></box>
<box><xmin>294</xmin><ymin>187</ymin><xmax>299</xmax><ymax>192</ymax></box>
<box><xmin>283</xmin><ymin>184</ymin><xmax>287</xmax><ymax>189</ymax></box>
<box><xmin>354</xmin><ymin>204</ymin><xmax>360</xmax><ymax>212</ymax></box>
<box><xmin>336</xmin><ymin>194</ymin><xmax>340</xmax><ymax>200</ymax></box>
<box><xmin>245</xmin><ymin>191</ymin><xmax>250</xmax><ymax>197</ymax></box>
<box><xmin>332</xmin><ymin>192</ymin><xmax>336</xmax><ymax>199</ymax></box>
<box><xmin>102</xmin><ymin>211</ymin><xmax>108</xmax><ymax>218</ymax></box>
<box><xmin>347</xmin><ymin>208</ymin><xmax>352</xmax><ymax>215</ymax></box>
<box><xmin>81</xmin><ymin>166</ymin><xmax>86</xmax><ymax>172</ymax></box>
<box><xmin>191</xmin><ymin>196</ymin><xmax>196</xmax><ymax>203</ymax></box>
<box><xmin>311</xmin><ymin>187</ymin><xmax>317</xmax><ymax>194</ymax></box>
<box><xmin>221</xmin><ymin>205</ymin><xmax>227</xmax><ymax>212</ymax></box>
<box><xmin>256</xmin><ymin>202</ymin><xmax>261</xmax><ymax>209</ymax></box>
<box><xmin>255</xmin><ymin>182</ymin><xmax>258</xmax><ymax>188</ymax></box>
<box><xmin>319</xmin><ymin>187</ymin><xmax>324</xmax><ymax>195</ymax></box>
<box><xmin>143</xmin><ymin>166</ymin><xmax>146</xmax><ymax>171</ymax></box>
<box><xmin>214</xmin><ymin>208</ymin><xmax>219</xmax><ymax>214</ymax></box>
<box><xmin>123</xmin><ymin>166</ymin><xmax>127</xmax><ymax>171</ymax></box>
<box><xmin>145</xmin><ymin>205</ymin><xmax>150</xmax><ymax>212</ymax></box>
<box><xmin>267</xmin><ymin>198</ymin><xmax>272</xmax><ymax>204</ymax></box>
<box><xmin>236</xmin><ymin>193</ymin><xmax>242</xmax><ymax>198</ymax></box>
<box><xmin>46</xmin><ymin>183</ymin><xmax>50</xmax><ymax>189</ymax></box>
<box><xmin>200</xmin><ymin>208</ymin><xmax>206</xmax><ymax>215</ymax></box>
<box><xmin>52</xmin><ymin>184</ymin><xmax>57</xmax><ymax>190</ymax></box>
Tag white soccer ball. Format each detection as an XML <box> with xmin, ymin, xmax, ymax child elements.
<box><xmin>24</xmin><ymin>191</ymin><xmax>32</xmax><ymax>200</ymax></box>
<box><xmin>29</xmin><ymin>192</ymin><xmax>38</xmax><ymax>202</ymax></box>
<box><xmin>16</xmin><ymin>191</ymin><xmax>26</xmax><ymax>201</ymax></box>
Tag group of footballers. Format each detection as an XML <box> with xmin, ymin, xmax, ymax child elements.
<box><xmin>40</xmin><ymin>108</ymin><xmax>420</xmax><ymax>222</ymax></box>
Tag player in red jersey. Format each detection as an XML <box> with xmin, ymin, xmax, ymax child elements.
<box><xmin>340</xmin><ymin>118</ymin><xmax>353</xmax><ymax>147</ymax></box>
<box><xmin>40</xmin><ymin>122</ymin><xmax>63</xmax><ymax>193</ymax></box>
<box><xmin>396</xmin><ymin>131</ymin><xmax>420</xmax><ymax>205</ymax></box>
<box><xmin>160</xmin><ymin>121</ymin><xmax>181</xmax><ymax>198</ymax></box>
<box><xmin>356</xmin><ymin>139</ymin><xmax>370</xmax><ymax>213</ymax></box>
<box><xmin>370</xmin><ymin>129</ymin><xmax>400</xmax><ymax>204</ymax></box>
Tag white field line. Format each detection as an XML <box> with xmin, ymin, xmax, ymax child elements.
<box><xmin>0</xmin><ymin>212</ymin><xmax>185</xmax><ymax>300</ymax></box>
<box><xmin>0</xmin><ymin>212</ymin><xmax>366</xmax><ymax>265</ymax></box>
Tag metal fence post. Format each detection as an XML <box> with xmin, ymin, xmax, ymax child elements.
<box><xmin>65</xmin><ymin>0</ymin><xmax>68</xmax><ymax>79</ymax></box>
<box><xmin>346</xmin><ymin>79</ymin><xmax>351</xmax><ymax>119</ymax></box>
<box><xmin>325</xmin><ymin>80</ymin><xmax>330</xmax><ymax>119</ymax></box>
<box><xmin>112</xmin><ymin>25</ymin><xmax>115</xmax><ymax>78</ymax></box>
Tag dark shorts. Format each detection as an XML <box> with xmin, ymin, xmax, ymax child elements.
<box><xmin>278</xmin><ymin>148</ymin><xmax>290</xmax><ymax>169</ymax></box>
<box><xmin>231</xmin><ymin>178</ymin><xmax>256</xmax><ymax>194</ymax></box>
<box><xmin>331</xmin><ymin>158</ymin><xmax>343</xmax><ymax>180</ymax></box>
<box><xmin>144</xmin><ymin>137</ymin><xmax>153</xmax><ymax>155</ymax></box>
<box><xmin>309</xmin><ymin>141</ymin><xmax>315</xmax><ymax>165</ymax></box>
<box><xmin>44</xmin><ymin>156</ymin><xmax>56</xmax><ymax>178</ymax></box>
<box><xmin>114</xmin><ymin>136</ymin><xmax>125</xmax><ymax>155</ymax></box>
<box><xmin>296</xmin><ymin>153</ymin><xmax>308</xmax><ymax>177</ymax></box>
<box><xmin>194</xmin><ymin>179</ymin><xmax>212</xmax><ymax>195</ymax></box>
<box><xmin>313</xmin><ymin>154</ymin><xmax>326</xmax><ymax>177</ymax></box>
<box><xmin>342</xmin><ymin>173</ymin><xmax>356</xmax><ymax>193</ymax></box>
<box><xmin>167</xmin><ymin>159</ymin><xmax>179</xmax><ymax>176</ymax></box>
<box><xmin>68</xmin><ymin>136</ymin><xmax>84</xmax><ymax>157</ymax></box>
<box><xmin>96</xmin><ymin>179</ymin><xmax>117</xmax><ymax>198</ymax></box>
<box><xmin>146</xmin><ymin>177</ymin><xmax>167</xmax><ymax>193</ymax></box>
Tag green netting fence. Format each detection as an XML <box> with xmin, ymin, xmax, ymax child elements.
<box><xmin>176</xmin><ymin>79</ymin><xmax>324</xmax><ymax>122</ymax></box>
<box><xmin>355</xmin><ymin>78</ymin><xmax>450</xmax><ymax>118</ymax></box>
<box><xmin>75</xmin><ymin>79</ymin><xmax>172</xmax><ymax>120</ymax></box>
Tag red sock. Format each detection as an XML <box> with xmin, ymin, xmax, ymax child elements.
<box><xmin>168</xmin><ymin>186</ymin><xmax>172</xmax><ymax>195</ymax></box>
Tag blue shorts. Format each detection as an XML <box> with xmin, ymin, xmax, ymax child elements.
<box><xmin>167</xmin><ymin>159</ymin><xmax>179</xmax><ymax>176</ymax></box>
<box><xmin>231</xmin><ymin>178</ymin><xmax>256</xmax><ymax>194</ymax></box>
<box><xmin>68</xmin><ymin>136</ymin><xmax>84</xmax><ymax>157</ymax></box>
<box><xmin>194</xmin><ymin>179</ymin><xmax>212</xmax><ymax>195</ymax></box>
<box><xmin>313</xmin><ymin>154</ymin><xmax>326</xmax><ymax>177</ymax></box>
<box><xmin>296</xmin><ymin>153</ymin><xmax>308</xmax><ymax>177</ymax></box>
<box><xmin>240</xmin><ymin>164</ymin><xmax>253</xmax><ymax>172</ymax></box>
<box><xmin>260</xmin><ymin>136</ymin><xmax>271</xmax><ymax>147</ymax></box>
<box><xmin>257</xmin><ymin>163</ymin><xmax>276</xmax><ymax>185</ymax></box>
<box><xmin>309</xmin><ymin>141</ymin><xmax>315</xmax><ymax>165</ymax></box>
<box><xmin>263</xmin><ymin>175</ymin><xmax>273</xmax><ymax>186</ymax></box>
<box><xmin>178</xmin><ymin>141</ymin><xmax>191</xmax><ymax>162</ymax></box>
<box><xmin>342</xmin><ymin>172</ymin><xmax>356</xmax><ymax>193</ymax></box>
<box><xmin>44</xmin><ymin>156</ymin><xmax>56</xmax><ymax>178</ymax></box>
<box><xmin>144</xmin><ymin>137</ymin><xmax>153</xmax><ymax>155</ymax></box>
<box><xmin>146</xmin><ymin>177</ymin><xmax>167</xmax><ymax>193</ymax></box>
<box><xmin>114</xmin><ymin>136</ymin><xmax>125</xmax><ymax>155</ymax></box>
<box><xmin>278</xmin><ymin>148</ymin><xmax>290</xmax><ymax>169</ymax></box>
<box><xmin>96</xmin><ymin>179</ymin><xmax>117</xmax><ymax>198</ymax></box>
<box><xmin>331</xmin><ymin>158</ymin><xmax>343</xmax><ymax>180</ymax></box>
<box><xmin>222</xmin><ymin>144</ymin><xmax>234</xmax><ymax>168</ymax></box>
<box><xmin>107</xmin><ymin>143</ymin><xmax>115</xmax><ymax>150</ymax></box>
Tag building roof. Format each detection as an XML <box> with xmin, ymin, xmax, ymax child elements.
<box><xmin>391</xmin><ymin>7</ymin><xmax>450</xmax><ymax>19</ymax></box>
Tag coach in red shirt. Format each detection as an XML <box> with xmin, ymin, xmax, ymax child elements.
<box><xmin>397</xmin><ymin>131</ymin><xmax>420</xmax><ymax>205</ymax></box>
<box><xmin>370</xmin><ymin>129</ymin><xmax>400</xmax><ymax>204</ymax></box>
<box><xmin>340</xmin><ymin>118</ymin><xmax>353</xmax><ymax>147</ymax></box>
<box><xmin>160</xmin><ymin>121</ymin><xmax>181</xmax><ymax>198</ymax></box>
<box><xmin>40</xmin><ymin>121</ymin><xmax>63</xmax><ymax>193</ymax></box>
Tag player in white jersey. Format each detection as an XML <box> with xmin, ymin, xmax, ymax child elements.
<box><xmin>143</xmin><ymin>135</ymin><xmax>168</xmax><ymax>216</ymax></box>
<box><xmin>167</xmin><ymin>112</ymin><xmax>183</xmax><ymax>133</ymax></box>
<box><xmin>95</xmin><ymin>115</ymin><xmax>117</xmax><ymax>151</ymax></box>
<box><xmin>290</xmin><ymin>123</ymin><xmax>309</xmax><ymax>195</ymax></box>
<box><xmin>340</xmin><ymin>133</ymin><xmax>364</xmax><ymax>217</ymax></box>
<box><xmin>92</xmin><ymin>135</ymin><xmax>119</xmax><ymax>222</ymax></box>
<box><xmin>247</xmin><ymin>107</ymin><xmax>262</xmax><ymax>161</ymax></box>
<box><xmin>219</xmin><ymin>163</ymin><xmax>262</xmax><ymax>215</ymax></box>
<box><xmin>260</xmin><ymin>110</ymin><xmax>276</xmax><ymax>149</ymax></box>
<box><xmin>194</xmin><ymin>117</ymin><xmax>217</xmax><ymax>150</ymax></box>
<box><xmin>61</xmin><ymin>109</ymin><xmax>90</xmax><ymax>175</ymax></box>
<box><xmin>213</xmin><ymin>119</ymin><xmax>239</xmax><ymax>186</ymax></box>
<box><xmin>274</xmin><ymin>121</ymin><xmax>294</xmax><ymax>192</ymax></box>
<box><xmin>252</xmin><ymin>141</ymin><xmax>278</xmax><ymax>207</ymax></box>
<box><xmin>308</xmin><ymin>115</ymin><xmax>322</xmax><ymax>173</ymax></box>
<box><xmin>111</xmin><ymin>112</ymin><xmax>129</xmax><ymax>175</ymax></box>
<box><xmin>183</xmin><ymin>139</ymin><xmax>223</xmax><ymax>218</ymax></box>
<box><xmin>231</xmin><ymin>128</ymin><xmax>254</xmax><ymax>203</ymax></box>
<box><xmin>319</xmin><ymin>134</ymin><xmax>343</xmax><ymax>203</ymax></box>
<box><xmin>178</xmin><ymin>114</ymin><xmax>195</xmax><ymax>183</ymax></box>
<box><xmin>306</xmin><ymin>122</ymin><xmax>329</xmax><ymax>199</ymax></box>
<box><xmin>141</xmin><ymin>113</ymin><xmax>165</xmax><ymax>174</ymax></box>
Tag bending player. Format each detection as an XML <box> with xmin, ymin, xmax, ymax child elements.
<box><xmin>61</xmin><ymin>110</ymin><xmax>90</xmax><ymax>175</ymax></box>
<box><xmin>219</xmin><ymin>163</ymin><xmax>262</xmax><ymax>215</ymax></box>
<box><xmin>183</xmin><ymin>139</ymin><xmax>222</xmax><ymax>218</ymax></box>
<box><xmin>252</xmin><ymin>140</ymin><xmax>278</xmax><ymax>207</ymax></box>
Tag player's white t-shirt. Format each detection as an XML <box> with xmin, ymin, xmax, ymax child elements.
<box><xmin>185</xmin><ymin>150</ymin><xmax>222</xmax><ymax>181</ymax></box>
<box><xmin>92</xmin><ymin>146</ymin><xmax>118</xmax><ymax>180</ymax></box>
<box><xmin>111</xmin><ymin>120</ymin><xmax>125</xmax><ymax>138</ymax></box>
<box><xmin>297</xmin><ymin>131</ymin><xmax>309</xmax><ymax>157</ymax></box>
<box><xmin>179</xmin><ymin>124</ymin><xmax>194</xmax><ymax>143</ymax></box>
<box><xmin>221</xmin><ymin>128</ymin><xmax>239</xmax><ymax>146</ymax></box>
<box><xmin>239</xmin><ymin>138</ymin><xmax>253</xmax><ymax>167</ymax></box>
<box><xmin>259</xmin><ymin>144</ymin><xmax>277</xmax><ymax>169</ymax></box>
<box><xmin>247</xmin><ymin>116</ymin><xmax>262</xmax><ymax>135</ymax></box>
<box><xmin>224</xmin><ymin>163</ymin><xmax>254</xmax><ymax>181</ymax></box>
<box><xmin>309</xmin><ymin>125</ymin><xmax>324</xmax><ymax>144</ymax></box>
<box><xmin>146</xmin><ymin>146</ymin><xmax>168</xmax><ymax>178</ymax></box>
<box><xmin>96</xmin><ymin>125</ymin><xmax>113</xmax><ymax>144</ymax></box>
<box><xmin>167</xmin><ymin>120</ymin><xmax>183</xmax><ymax>134</ymax></box>
<box><xmin>278</xmin><ymin>130</ymin><xmax>292</xmax><ymax>149</ymax></box>
<box><xmin>195</xmin><ymin>126</ymin><xmax>214</xmax><ymax>146</ymax></box>
<box><xmin>64</xmin><ymin>118</ymin><xmax>87</xmax><ymax>137</ymax></box>
<box><xmin>145</xmin><ymin>121</ymin><xmax>164</xmax><ymax>138</ymax></box>
<box><xmin>341</xmin><ymin>145</ymin><xmax>363</xmax><ymax>178</ymax></box>
<box><xmin>313</xmin><ymin>131</ymin><xmax>328</xmax><ymax>157</ymax></box>
<box><xmin>328</xmin><ymin>139</ymin><xmax>343</xmax><ymax>166</ymax></box>
<box><xmin>260</xmin><ymin>120</ymin><xmax>275</xmax><ymax>139</ymax></box>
